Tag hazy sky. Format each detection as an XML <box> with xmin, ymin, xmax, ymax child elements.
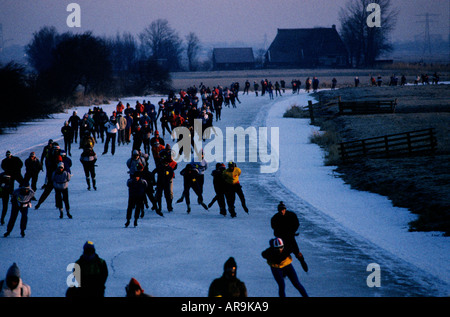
<box><xmin>0</xmin><ymin>0</ymin><xmax>449</xmax><ymax>47</ymax></box>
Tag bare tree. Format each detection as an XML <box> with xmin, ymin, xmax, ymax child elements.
<box><xmin>106</xmin><ymin>32</ymin><xmax>138</xmax><ymax>73</ymax></box>
<box><xmin>139</xmin><ymin>19</ymin><xmax>183</xmax><ymax>71</ymax></box>
<box><xmin>186</xmin><ymin>32</ymin><xmax>201</xmax><ymax>71</ymax></box>
<box><xmin>339</xmin><ymin>0</ymin><xmax>398</xmax><ymax>67</ymax></box>
<box><xmin>25</xmin><ymin>26</ymin><xmax>60</xmax><ymax>73</ymax></box>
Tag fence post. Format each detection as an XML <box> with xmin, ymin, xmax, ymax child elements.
<box><xmin>308</xmin><ymin>100</ymin><xmax>315</xmax><ymax>125</ymax></box>
<box><xmin>407</xmin><ymin>132</ymin><xmax>412</xmax><ymax>154</ymax></box>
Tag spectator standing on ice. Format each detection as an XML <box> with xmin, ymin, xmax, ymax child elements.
<box><xmin>243</xmin><ymin>80</ymin><xmax>250</xmax><ymax>95</ymax></box>
<box><xmin>70</xmin><ymin>241</ymin><xmax>108</xmax><ymax>297</ymax></box>
<box><xmin>23</xmin><ymin>152</ymin><xmax>41</xmax><ymax>192</ymax></box>
<box><xmin>208</xmin><ymin>257</ymin><xmax>247</xmax><ymax>298</ymax></box>
<box><xmin>80</xmin><ymin>147</ymin><xmax>97</xmax><ymax>191</ymax></box>
<box><xmin>3</xmin><ymin>182</ymin><xmax>35</xmax><ymax>238</ymax></box>
<box><xmin>61</xmin><ymin>121</ymin><xmax>73</xmax><ymax>156</ymax></box>
<box><xmin>253</xmin><ymin>81</ymin><xmax>259</xmax><ymax>96</ymax></box>
<box><xmin>125</xmin><ymin>171</ymin><xmax>147</xmax><ymax>227</ymax></box>
<box><xmin>68</xmin><ymin>111</ymin><xmax>80</xmax><ymax>143</ymax></box>
<box><xmin>103</xmin><ymin>116</ymin><xmax>119</xmax><ymax>155</ymax></box>
<box><xmin>0</xmin><ymin>263</ymin><xmax>31</xmax><ymax>297</ymax></box>
<box><xmin>271</xmin><ymin>201</ymin><xmax>309</xmax><ymax>272</ymax></box>
<box><xmin>261</xmin><ymin>238</ymin><xmax>308</xmax><ymax>297</ymax></box>
<box><xmin>52</xmin><ymin>162</ymin><xmax>72</xmax><ymax>219</ymax></box>
<box><xmin>117</xmin><ymin>113</ymin><xmax>127</xmax><ymax>146</ymax></box>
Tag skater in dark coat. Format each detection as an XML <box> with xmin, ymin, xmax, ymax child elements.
<box><xmin>125</xmin><ymin>171</ymin><xmax>147</xmax><ymax>227</ymax></box>
<box><xmin>80</xmin><ymin>148</ymin><xmax>97</xmax><ymax>190</ymax></box>
<box><xmin>3</xmin><ymin>183</ymin><xmax>35</xmax><ymax>238</ymax></box>
<box><xmin>0</xmin><ymin>173</ymin><xmax>13</xmax><ymax>225</ymax></box>
<box><xmin>177</xmin><ymin>164</ymin><xmax>208</xmax><ymax>214</ymax></box>
<box><xmin>262</xmin><ymin>238</ymin><xmax>308</xmax><ymax>297</ymax></box>
<box><xmin>52</xmin><ymin>162</ymin><xmax>72</xmax><ymax>219</ymax></box>
<box><xmin>271</xmin><ymin>202</ymin><xmax>308</xmax><ymax>272</ymax></box>
<box><xmin>23</xmin><ymin>152</ymin><xmax>41</xmax><ymax>192</ymax></box>
<box><xmin>152</xmin><ymin>161</ymin><xmax>174</xmax><ymax>213</ymax></box>
<box><xmin>208</xmin><ymin>257</ymin><xmax>247</xmax><ymax>298</ymax></box>
<box><xmin>208</xmin><ymin>163</ymin><xmax>227</xmax><ymax>216</ymax></box>
<box><xmin>68</xmin><ymin>111</ymin><xmax>80</xmax><ymax>143</ymax></box>
<box><xmin>61</xmin><ymin>121</ymin><xmax>73</xmax><ymax>156</ymax></box>
<box><xmin>1</xmin><ymin>151</ymin><xmax>23</xmax><ymax>189</ymax></box>
<box><xmin>68</xmin><ymin>241</ymin><xmax>108</xmax><ymax>297</ymax></box>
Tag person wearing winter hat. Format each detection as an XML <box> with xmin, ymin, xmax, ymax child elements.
<box><xmin>0</xmin><ymin>263</ymin><xmax>31</xmax><ymax>297</ymax></box>
<box><xmin>271</xmin><ymin>201</ymin><xmax>308</xmax><ymax>273</ymax></box>
<box><xmin>125</xmin><ymin>278</ymin><xmax>152</xmax><ymax>297</ymax></box>
<box><xmin>208</xmin><ymin>257</ymin><xmax>247</xmax><ymax>298</ymax></box>
<box><xmin>68</xmin><ymin>241</ymin><xmax>108</xmax><ymax>297</ymax></box>
<box><xmin>52</xmin><ymin>162</ymin><xmax>72</xmax><ymax>219</ymax></box>
<box><xmin>3</xmin><ymin>182</ymin><xmax>35</xmax><ymax>238</ymax></box>
<box><xmin>103</xmin><ymin>115</ymin><xmax>119</xmax><ymax>155</ymax></box>
<box><xmin>262</xmin><ymin>238</ymin><xmax>308</xmax><ymax>297</ymax></box>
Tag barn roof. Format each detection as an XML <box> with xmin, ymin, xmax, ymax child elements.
<box><xmin>213</xmin><ymin>47</ymin><xmax>255</xmax><ymax>64</ymax></box>
<box><xmin>267</xmin><ymin>27</ymin><xmax>348</xmax><ymax>63</ymax></box>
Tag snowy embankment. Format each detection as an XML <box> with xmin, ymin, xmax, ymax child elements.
<box><xmin>266</xmin><ymin>91</ymin><xmax>450</xmax><ymax>291</ymax></box>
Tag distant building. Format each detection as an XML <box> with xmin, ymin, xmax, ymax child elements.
<box><xmin>265</xmin><ymin>26</ymin><xmax>349</xmax><ymax>68</ymax></box>
<box><xmin>212</xmin><ymin>47</ymin><xmax>255</xmax><ymax>70</ymax></box>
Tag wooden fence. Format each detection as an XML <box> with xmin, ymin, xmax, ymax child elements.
<box><xmin>339</xmin><ymin>128</ymin><xmax>437</xmax><ymax>161</ymax></box>
<box><xmin>338</xmin><ymin>97</ymin><xmax>397</xmax><ymax>115</ymax></box>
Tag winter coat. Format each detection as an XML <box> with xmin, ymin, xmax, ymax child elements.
<box><xmin>12</xmin><ymin>187</ymin><xmax>35</xmax><ymax>208</ymax></box>
<box><xmin>152</xmin><ymin>164</ymin><xmax>174</xmax><ymax>186</ymax></box>
<box><xmin>261</xmin><ymin>247</ymin><xmax>293</xmax><ymax>269</ymax></box>
<box><xmin>105</xmin><ymin>121</ymin><xmax>119</xmax><ymax>134</ymax></box>
<box><xmin>117</xmin><ymin>115</ymin><xmax>127</xmax><ymax>130</ymax></box>
<box><xmin>0</xmin><ymin>263</ymin><xmax>31</xmax><ymax>297</ymax></box>
<box><xmin>208</xmin><ymin>275</ymin><xmax>247</xmax><ymax>298</ymax></box>
<box><xmin>25</xmin><ymin>157</ymin><xmax>41</xmax><ymax>176</ymax></box>
<box><xmin>52</xmin><ymin>170</ymin><xmax>71</xmax><ymax>190</ymax></box>
<box><xmin>127</xmin><ymin>177</ymin><xmax>148</xmax><ymax>199</ymax></box>
<box><xmin>0</xmin><ymin>173</ymin><xmax>13</xmax><ymax>196</ymax></box>
<box><xmin>271</xmin><ymin>210</ymin><xmax>300</xmax><ymax>239</ymax></box>
<box><xmin>80</xmin><ymin>149</ymin><xmax>97</xmax><ymax>163</ymax></box>
<box><xmin>1</xmin><ymin>156</ymin><xmax>23</xmax><ymax>177</ymax></box>
<box><xmin>127</xmin><ymin>156</ymin><xmax>147</xmax><ymax>176</ymax></box>
<box><xmin>191</xmin><ymin>159</ymin><xmax>208</xmax><ymax>175</ymax></box>
<box><xmin>74</xmin><ymin>253</ymin><xmax>108</xmax><ymax>297</ymax></box>
<box><xmin>61</xmin><ymin>125</ymin><xmax>73</xmax><ymax>139</ymax></box>
<box><xmin>222</xmin><ymin>167</ymin><xmax>241</xmax><ymax>185</ymax></box>
<box><xmin>211</xmin><ymin>168</ymin><xmax>226</xmax><ymax>193</ymax></box>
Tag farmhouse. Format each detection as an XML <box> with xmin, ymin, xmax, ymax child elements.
<box><xmin>265</xmin><ymin>26</ymin><xmax>349</xmax><ymax>68</ymax></box>
<box><xmin>212</xmin><ymin>47</ymin><xmax>255</xmax><ymax>70</ymax></box>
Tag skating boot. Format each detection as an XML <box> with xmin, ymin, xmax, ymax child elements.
<box><xmin>66</xmin><ymin>210</ymin><xmax>72</xmax><ymax>219</ymax></box>
<box><xmin>92</xmin><ymin>178</ymin><xmax>97</xmax><ymax>191</ymax></box>
<box><xmin>59</xmin><ymin>209</ymin><xmax>64</xmax><ymax>219</ymax></box>
<box><xmin>86</xmin><ymin>177</ymin><xmax>91</xmax><ymax>191</ymax></box>
<box><xmin>125</xmin><ymin>220</ymin><xmax>130</xmax><ymax>227</ymax></box>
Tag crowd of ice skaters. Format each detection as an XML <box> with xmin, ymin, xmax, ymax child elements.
<box><xmin>0</xmin><ymin>73</ymin><xmax>443</xmax><ymax>297</ymax></box>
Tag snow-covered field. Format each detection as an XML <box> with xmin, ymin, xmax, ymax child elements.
<box><xmin>0</xmin><ymin>89</ymin><xmax>448</xmax><ymax>298</ymax></box>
